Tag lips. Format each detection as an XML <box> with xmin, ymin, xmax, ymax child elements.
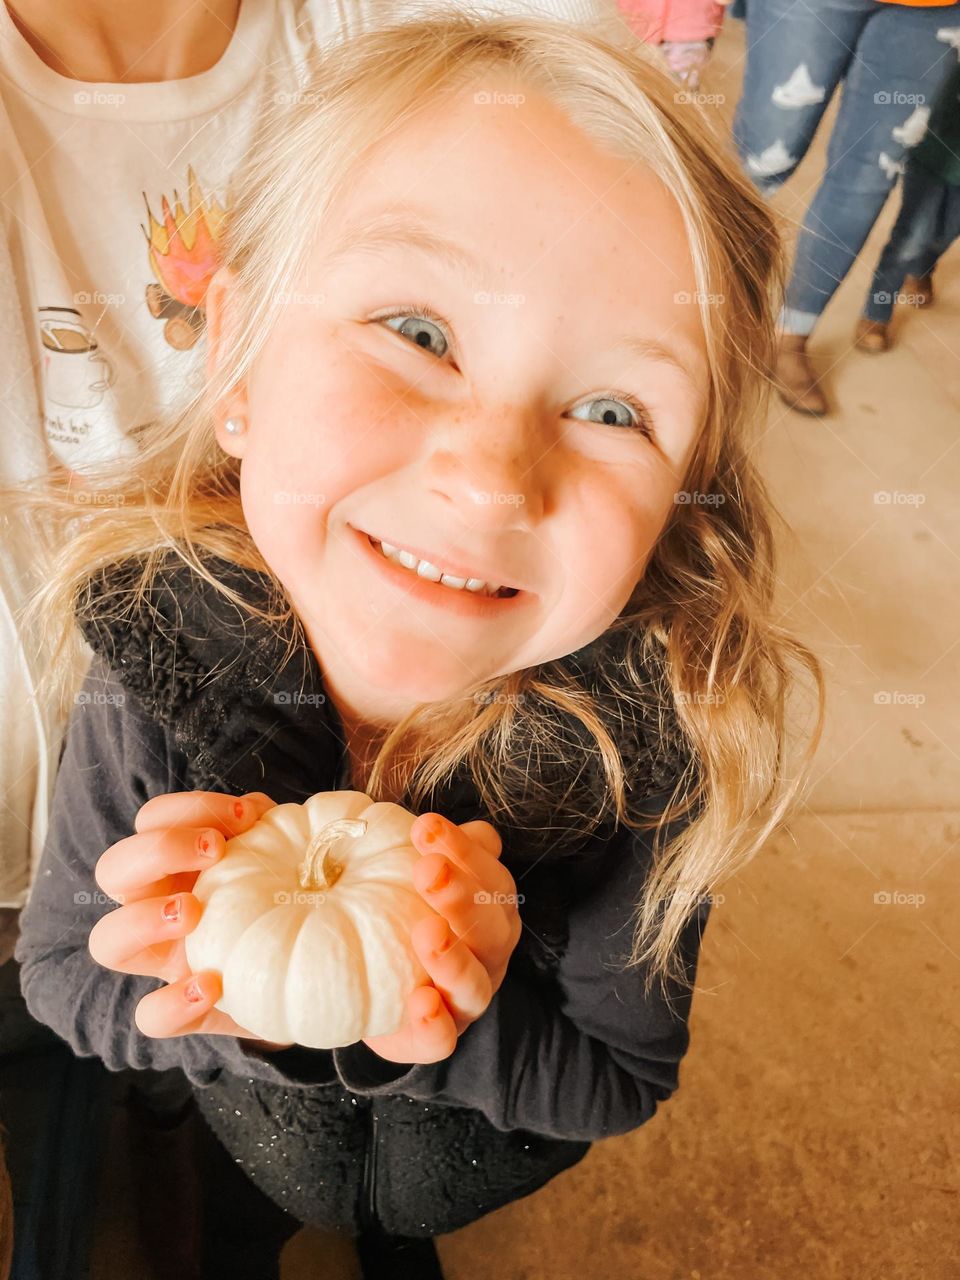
<box><xmin>350</xmin><ymin>524</ymin><xmax>527</xmax><ymax>613</ymax></box>
<box><xmin>353</xmin><ymin>525</ymin><xmax>522</xmax><ymax>597</ymax></box>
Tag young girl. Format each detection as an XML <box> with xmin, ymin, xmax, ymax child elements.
<box><xmin>12</xmin><ymin>12</ymin><xmax>824</xmax><ymax>1279</ymax></box>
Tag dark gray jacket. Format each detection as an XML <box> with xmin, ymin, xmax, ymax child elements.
<box><xmin>15</xmin><ymin>554</ymin><xmax>711</xmax><ymax>1236</ymax></box>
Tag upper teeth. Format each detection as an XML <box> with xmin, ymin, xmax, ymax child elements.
<box><xmin>371</xmin><ymin>537</ymin><xmax>507</xmax><ymax>596</ymax></box>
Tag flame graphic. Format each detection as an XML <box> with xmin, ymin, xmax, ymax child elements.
<box><xmin>143</xmin><ymin>167</ymin><xmax>227</xmax><ymax>308</ymax></box>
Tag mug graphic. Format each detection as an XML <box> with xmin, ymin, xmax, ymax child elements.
<box><xmin>38</xmin><ymin>307</ymin><xmax>115</xmax><ymax>410</ymax></box>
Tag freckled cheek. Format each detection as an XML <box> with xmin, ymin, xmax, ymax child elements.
<box><xmin>239</xmin><ymin>359</ymin><xmax>418</xmax><ymax>576</ymax></box>
<box><xmin>569</xmin><ymin>491</ymin><xmax>666</xmax><ymax>604</ymax></box>
<box><xmin>237</xmin><ymin>454</ymin><xmax>320</xmax><ymax>586</ymax></box>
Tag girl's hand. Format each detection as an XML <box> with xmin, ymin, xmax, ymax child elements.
<box><xmin>360</xmin><ymin>813</ymin><xmax>523</xmax><ymax>1066</ymax></box>
<box><xmin>89</xmin><ymin>790</ymin><xmax>292</xmax><ymax>1049</ymax></box>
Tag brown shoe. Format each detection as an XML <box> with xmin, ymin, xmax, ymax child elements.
<box><xmin>854</xmin><ymin>317</ymin><xmax>891</xmax><ymax>353</ymax></box>
<box><xmin>902</xmin><ymin>273</ymin><xmax>934</xmax><ymax>308</ymax></box>
<box><xmin>774</xmin><ymin>334</ymin><xmax>828</xmax><ymax>416</ymax></box>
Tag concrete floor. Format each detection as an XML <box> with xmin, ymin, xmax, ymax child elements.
<box><xmin>91</xmin><ymin>20</ymin><xmax>960</xmax><ymax>1280</ymax></box>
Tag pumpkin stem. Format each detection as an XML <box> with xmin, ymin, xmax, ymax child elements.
<box><xmin>299</xmin><ymin>817</ymin><xmax>368</xmax><ymax>891</ymax></box>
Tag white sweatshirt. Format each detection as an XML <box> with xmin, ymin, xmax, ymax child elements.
<box><xmin>0</xmin><ymin>0</ymin><xmax>627</xmax><ymax>905</ymax></box>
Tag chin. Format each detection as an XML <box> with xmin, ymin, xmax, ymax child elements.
<box><xmin>363</xmin><ymin>653</ymin><xmax>476</xmax><ymax>708</ymax></box>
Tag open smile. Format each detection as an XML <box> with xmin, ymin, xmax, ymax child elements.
<box><xmin>350</xmin><ymin>525</ymin><xmax>529</xmax><ymax>615</ymax></box>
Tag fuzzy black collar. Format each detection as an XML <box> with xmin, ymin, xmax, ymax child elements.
<box><xmin>74</xmin><ymin>551</ymin><xmax>694</xmax><ymax>855</ymax></box>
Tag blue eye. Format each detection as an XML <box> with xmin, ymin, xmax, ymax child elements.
<box><xmin>569</xmin><ymin>395</ymin><xmax>655</xmax><ymax>440</ymax></box>
<box><xmin>378</xmin><ymin>306</ymin><xmax>449</xmax><ymax>358</ymax></box>
<box><xmin>374</xmin><ymin>304</ymin><xmax>655</xmax><ymax>441</ymax></box>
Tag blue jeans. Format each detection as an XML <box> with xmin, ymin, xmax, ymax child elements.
<box><xmin>863</xmin><ymin>160</ymin><xmax>960</xmax><ymax>321</ymax></box>
<box><xmin>733</xmin><ymin>0</ymin><xmax>960</xmax><ymax>333</ymax></box>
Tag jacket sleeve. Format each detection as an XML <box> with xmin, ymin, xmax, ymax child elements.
<box><xmin>330</xmin><ymin>802</ymin><xmax>712</xmax><ymax>1141</ymax></box>
<box><xmin>14</xmin><ymin>655</ymin><xmax>338</xmax><ymax>1091</ymax></box>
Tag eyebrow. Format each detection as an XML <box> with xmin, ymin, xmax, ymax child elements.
<box><xmin>614</xmin><ymin>336</ymin><xmax>699</xmax><ymax>389</ymax></box>
<box><xmin>322</xmin><ymin>208</ymin><xmax>495</xmax><ymax>292</ymax></box>
<box><xmin>324</xmin><ymin>207</ymin><xmax>699</xmax><ymax>388</ymax></box>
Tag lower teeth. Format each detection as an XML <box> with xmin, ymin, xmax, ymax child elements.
<box><xmin>369</xmin><ymin>537</ymin><xmax>517</xmax><ymax>598</ymax></box>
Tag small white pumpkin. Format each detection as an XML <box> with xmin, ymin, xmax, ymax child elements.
<box><xmin>184</xmin><ymin>790</ymin><xmax>437</xmax><ymax>1049</ymax></box>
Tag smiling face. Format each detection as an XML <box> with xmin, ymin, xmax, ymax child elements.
<box><xmin>207</xmin><ymin>77</ymin><xmax>709</xmax><ymax>731</ymax></box>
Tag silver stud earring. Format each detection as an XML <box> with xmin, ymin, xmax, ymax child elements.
<box><xmin>224</xmin><ymin>415</ymin><xmax>247</xmax><ymax>436</ymax></box>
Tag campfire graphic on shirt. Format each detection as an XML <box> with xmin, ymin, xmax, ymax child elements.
<box><xmin>142</xmin><ymin>167</ymin><xmax>228</xmax><ymax>350</ymax></box>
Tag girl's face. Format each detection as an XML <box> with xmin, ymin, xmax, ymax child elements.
<box><xmin>209</xmin><ymin>80</ymin><xmax>709</xmax><ymax>727</ymax></box>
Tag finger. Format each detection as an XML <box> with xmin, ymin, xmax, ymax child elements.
<box><xmin>411</xmin><ymin>813</ymin><xmax>516</xmax><ymax>898</ymax></box>
<box><xmin>88</xmin><ymin>892</ymin><xmax>203</xmax><ymax>981</ymax></box>
<box><xmin>406</xmin><ymin>985</ymin><xmax>460</xmax><ymax>1061</ymax></box>
<box><xmin>135</xmin><ymin>969</ymin><xmax>224</xmax><ymax>1039</ymax></box>
<box><xmin>457</xmin><ymin>820</ymin><xmax>502</xmax><ymax>859</ymax></box>
<box><xmin>412</xmin><ymin>851</ymin><xmax>517</xmax><ymax>966</ymax></box>
<box><xmin>363</xmin><ymin>985</ymin><xmax>459</xmax><ymax>1064</ymax></box>
<box><xmin>134</xmin><ymin>791</ymin><xmax>276</xmax><ymax>838</ymax></box>
<box><xmin>411</xmin><ymin>914</ymin><xmax>493</xmax><ymax>1030</ymax></box>
<box><xmin>95</xmin><ymin>826</ymin><xmax>226</xmax><ymax>904</ymax></box>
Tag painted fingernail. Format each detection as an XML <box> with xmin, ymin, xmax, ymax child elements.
<box><xmin>162</xmin><ymin>896</ymin><xmax>181</xmax><ymax>922</ymax></box>
<box><xmin>197</xmin><ymin>829</ymin><xmax>220</xmax><ymax>858</ymax></box>
<box><xmin>433</xmin><ymin>925</ymin><xmax>453</xmax><ymax>955</ymax></box>
<box><xmin>233</xmin><ymin>800</ymin><xmax>245</xmax><ymax>820</ymax></box>
<box><xmin>420</xmin><ymin>817</ymin><xmax>445</xmax><ymax>845</ymax></box>
<box><xmin>427</xmin><ymin>861</ymin><xmax>451</xmax><ymax>892</ymax></box>
<box><xmin>184</xmin><ymin>977</ymin><xmax>204</xmax><ymax>1003</ymax></box>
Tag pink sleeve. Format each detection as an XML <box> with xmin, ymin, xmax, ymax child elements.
<box><xmin>616</xmin><ymin>0</ymin><xmax>725</xmax><ymax>44</ymax></box>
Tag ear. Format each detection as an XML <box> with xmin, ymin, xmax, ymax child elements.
<box><xmin>205</xmin><ymin>264</ymin><xmax>249</xmax><ymax>458</ymax></box>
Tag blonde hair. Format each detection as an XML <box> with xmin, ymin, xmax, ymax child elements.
<box><xmin>10</xmin><ymin>12</ymin><xmax>824</xmax><ymax>995</ymax></box>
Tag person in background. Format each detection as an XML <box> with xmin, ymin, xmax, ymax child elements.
<box><xmin>732</xmin><ymin>0</ymin><xmax>960</xmax><ymax>415</ymax></box>
<box><xmin>856</xmin><ymin>63</ymin><xmax>960</xmax><ymax>352</ymax></box>
<box><xmin>617</xmin><ymin>0</ymin><xmax>728</xmax><ymax>87</ymax></box>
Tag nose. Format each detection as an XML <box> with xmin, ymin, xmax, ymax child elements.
<box><xmin>424</xmin><ymin>405</ymin><xmax>547</xmax><ymax>531</ymax></box>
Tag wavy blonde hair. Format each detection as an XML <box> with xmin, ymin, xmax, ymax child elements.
<box><xmin>10</xmin><ymin>12</ymin><xmax>824</xmax><ymax>995</ymax></box>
